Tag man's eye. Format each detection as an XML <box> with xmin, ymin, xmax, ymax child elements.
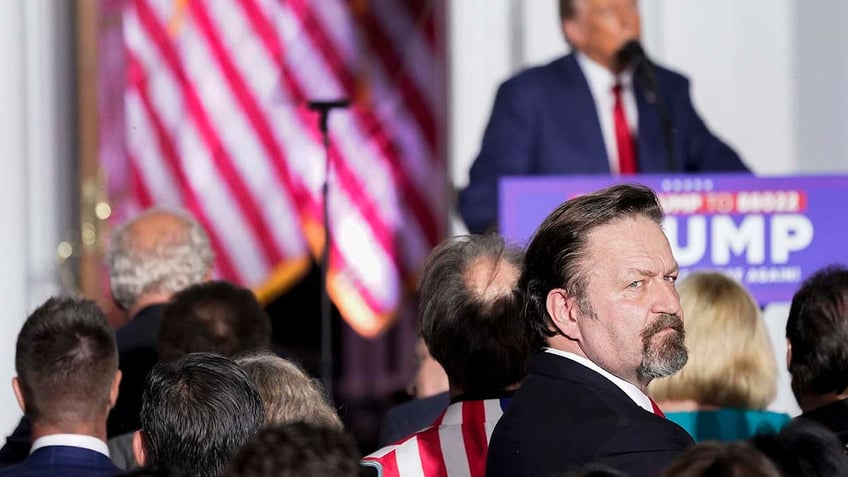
<box><xmin>628</xmin><ymin>281</ymin><xmax>643</xmax><ymax>288</ymax></box>
<box><xmin>664</xmin><ymin>275</ymin><xmax>678</xmax><ymax>283</ymax></box>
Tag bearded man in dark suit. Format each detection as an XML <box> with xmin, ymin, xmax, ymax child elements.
<box><xmin>487</xmin><ymin>184</ymin><xmax>694</xmax><ymax>477</ymax></box>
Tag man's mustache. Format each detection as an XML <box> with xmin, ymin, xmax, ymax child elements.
<box><xmin>641</xmin><ymin>313</ymin><xmax>684</xmax><ymax>339</ymax></box>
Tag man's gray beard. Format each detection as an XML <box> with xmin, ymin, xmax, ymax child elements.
<box><xmin>637</xmin><ymin>313</ymin><xmax>688</xmax><ymax>380</ymax></box>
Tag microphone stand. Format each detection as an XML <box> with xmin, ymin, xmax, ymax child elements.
<box><xmin>620</xmin><ymin>42</ymin><xmax>677</xmax><ymax>172</ymax></box>
<box><xmin>308</xmin><ymin>99</ymin><xmax>351</xmax><ymax>398</ymax></box>
<box><xmin>638</xmin><ymin>63</ymin><xmax>676</xmax><ymax>173</ymax></box>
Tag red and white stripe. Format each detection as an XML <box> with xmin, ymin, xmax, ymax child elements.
<box><xmin>364</xmin><ymin>399</ymin><xmax>508</xmax><ymax>477</ymax></box>
<box><xmin>118</xmin><ymin>0</ymin><xmax>446</xmax><ymax>336</ymax></box>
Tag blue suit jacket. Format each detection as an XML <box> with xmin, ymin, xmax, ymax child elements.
<box><xmin>0</xmin><ymin>446</ymin><xmax>121</xmax><ymax>477</ymax></box>
<box><xmin>458</xmin><ymin>53</ymin><xmax>750</xmax><ymax>233</ymax></box>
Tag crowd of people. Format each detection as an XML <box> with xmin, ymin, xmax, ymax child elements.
<box><xmin>2</xmin><ymin>183</ymin><xmax>847</xmax><ymax>477</ymax></box>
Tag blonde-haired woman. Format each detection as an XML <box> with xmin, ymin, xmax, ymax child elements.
<box><xmin>648</xmin><ymin>271</ymin><xmax>790</xmax><ymax>441</ymax></box>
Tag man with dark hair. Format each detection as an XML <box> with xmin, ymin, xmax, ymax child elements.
<box><xmin>364</xmin><ymin>234</ymin><xmax>533</xmax><ymax>475</ymax></box>
<box><xmin>0</xmin><ymin>297</ymin><xmax>122</xmax><ymax>476</ymax></box>
<box><xmin>225</xmin><ymin>423</ymin><xmax>360</xmax><ymax>477</ymax></box>
<box><xmin>786</xmin><ymin>265</ymin><xmax>848</xmax><ymax>446</ymax></box>
<box><xmin>132</xmin><ymin>353</ymin><xmax>264</xmax><ymax>477</ymax></box>
<box><xmin>157</xmin><ymin>280</ymin><xmax>271</xmax><ymax>362</ymax></box>
<box><xmin>487</xmin><ymin>184</ymin><xmax>693</xmax><ymax>476</ymax></box>
<box><xmin>458</xmin><ymin>0</ymin><xmax>749</xmax><ymax>234</ymax></box>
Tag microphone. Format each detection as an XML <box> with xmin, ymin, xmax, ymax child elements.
<box><xmin>617</xmin><ymin>39</ymin><xmax>648</xmax><ymax>69</ymax></box>
<box><xmin>617</xmin><ymin>40</ymin><xmax>677</xmax><ymax>173</ymax></box>
<box><xmin>617</xmin><ymin>40</ymin><xmax>657</xmax><ymax>103</ymax></box>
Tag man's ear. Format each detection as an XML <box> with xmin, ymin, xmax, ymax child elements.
<box><xmin>110</xmin><ymin>290</ymin><xmax>126</xmax><ymax>311</ymax></box>
<box><xmin>11</xmin><ymin>377</ymin><xmax>26</xmax><ymax>413</ymax></box>
<box><xmin>562</xmin><ymin>19</ymin><xmax>584</xmax><ymax>50</ymax></box>
<box><xmin>132</xmin><ymin>430</ymin><xmax>147</xmax><ymax>467</ymax></box>
<box><xmin>546</xmin><ymin>289</ymin><xmax>582</xmax><ymax>341</ymax></box>
<box><xmin>109</xmin><ymin>370</ymin><xmax>122</xmax><ymax>408</ymax></box>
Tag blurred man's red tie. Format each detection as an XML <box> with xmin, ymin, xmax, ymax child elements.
<box><xmin>612</xmin><ymin>83</ymin><xmax>637</xmax><ymax>174</ymax></box>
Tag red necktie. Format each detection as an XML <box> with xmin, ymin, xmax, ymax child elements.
<box><xmin>649</xmin><ymin>397</ymin><xmax>666</xmax><ymax>418</ymax></box>
<box><xmin>612</xmin><ymin>83</ymin><xmax>637</xmax><ymax>174</ymax></box>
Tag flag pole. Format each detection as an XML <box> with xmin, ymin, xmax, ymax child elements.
<box><xmin>308</xmin><ymin>99</ymin><xmax>351</xmax><ymax>398</ymax></box>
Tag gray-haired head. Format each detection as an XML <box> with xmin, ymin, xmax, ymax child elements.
<box><xmin>235</xmin><ymin>352</ymin><xmax>342</xmax><ymax>430</ymax></box>
<box><xmin>107</xmin><ymin>208</ymin><xmax>213</xmax><ymax>310</ymax></box>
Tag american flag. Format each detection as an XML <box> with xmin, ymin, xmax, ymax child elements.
<box><xmin>106</xmin><ymin>0</ymin><xmax>447</xmax><ymax>337</ymax></box>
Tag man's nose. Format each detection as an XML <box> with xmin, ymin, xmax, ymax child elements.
<box><xmin>652</xmin><ymin>282</ymin><xmax>681</xmax><ymax>316</ymax></box>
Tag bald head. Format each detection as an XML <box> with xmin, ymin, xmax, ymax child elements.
<box><xmin>465</xmin><ymin>256</ymin><xmax>521</xmax><ymax>304</ymax></box>
<box><xmin>107</xmin><ymin>208</ymin><xmax>213</xmax><ymax>311</ymax></box>
<box><xmin>418</xmin><ymin>235</ymin><xmax>533</xmax><ymax>395</ymax></box>
<box><xmin>122</xmin><ymin>210</ymin><xmax>195</xmax><ymax>252</ymax></box>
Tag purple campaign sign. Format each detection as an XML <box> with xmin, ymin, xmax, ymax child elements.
<box><xmin>499</xmin><ymin>174</ymin><xmax>848</xmax><ymax>304</ymax></box>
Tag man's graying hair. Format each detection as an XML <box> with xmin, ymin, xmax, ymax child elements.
<box><xmin>236</xmin><ymin>352</ymin><xmax>342</xmax><ymax>430</ymax></box>
<box><xmin>521</xmin><ymin>184</ymin><xmax>665</xmax><ymax>346</ymax></box>
<box><xmin>107</xmin><ymin>208</ymin><xmax>213</xmax><ymax>309</ymax></box>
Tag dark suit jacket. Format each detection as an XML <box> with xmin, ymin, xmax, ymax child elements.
<box><xmin>377</xmin><ymin>392</ymin><xmax>450</xmax><ymax>447</ymax></box>
<box><xmin>796</xmin><ymin>398</ymin><xmax>848</xmax><ymax>447</ymax></box>
<box><xmin>0</xmin><ymin>418</ymin><xmax>32</xmax><ymax>467</ymax></box>
<box><xmin>0</xmin><ymin>304</ymin><xmax>165</xmax><ymax>468</ymax></box>
<box><xmin>458</xmin><ymin>53</ymin><xmax>750</xmax><ymax>234</ymax></box>
<box><xmin>486</xmin><ymin>352</ymin><xmax>694</xmax><ymax>477</ymax></box>
<box><xmin>0</xmin><ymin>445</ymin><xmax>121</xmax><ymax>477</ymax></box>
<box><xmin>109</xmin><ymin>304</ymin><xmax>166</xmax><ymax>437</ymax></box>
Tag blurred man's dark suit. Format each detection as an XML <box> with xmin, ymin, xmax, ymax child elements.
<box><xmin>459</xmin><ymin>53</ymin><xmax>749</xmax><ymax>234</ymax></box>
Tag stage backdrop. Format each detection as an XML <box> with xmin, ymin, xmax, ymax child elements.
<box><xmin>500</xmin><ymin>174</ymin><xmax>848</xmax><ymax>304</ymax></box>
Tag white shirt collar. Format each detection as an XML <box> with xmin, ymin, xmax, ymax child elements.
<box><xmin>575</xmin><ymin>51</ymin><xmax>634</xmax><ymax>97</ymax></box>
<box><xmin>544</xmin><ymin>348</ymin><xmax>654</xmax><ymax>413</ymax></box>
<box><xmin>574</xmin><ymin>52</ymin><xmax>638</xmax><ymax>174</ymax></box>
<box><xmin>30</xmin><ymin>434</ymin><xmax>110</xmax><ymax>458</ymax></box>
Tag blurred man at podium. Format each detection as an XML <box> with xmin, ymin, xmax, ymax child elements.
<box><xmin>458</xmin><ymin>0</ymin><xmax>750</xmax><ymax>234</ymax></box>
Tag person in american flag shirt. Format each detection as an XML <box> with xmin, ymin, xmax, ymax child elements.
<box><xmin>362</xmin><ymin>235</ymin><xmax>534</xmax><ymax>477</ymax></box>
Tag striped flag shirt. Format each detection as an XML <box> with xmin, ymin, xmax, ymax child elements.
<box><xmin>363</xmin><ymin>398</ymin><xmax>511</xmax><ymax>477</ymax></box>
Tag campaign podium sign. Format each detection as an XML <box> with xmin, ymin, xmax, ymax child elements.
<box><xmin>499</xmin><ymin>174</ymin><xmax>848</xmax><ymax>304</ymax></box>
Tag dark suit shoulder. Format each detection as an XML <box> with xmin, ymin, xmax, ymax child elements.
<box><xmin>796</xmin><ymin>398</ymin><xmax>848</xmax><ymax>446</ymax></box>
<box><xmin>487</xmin><ymin>353</ymin><xmax>692</xmax><ymax>477</ymax></box>
<box><xmin>498</xmin><ymin>55</ymin><xmax>576</xmax><ymax>97</ymax></box>
<box><xmin>507</xmin><ymin>55</ymin><xmax>570</xmax><ymax>82</ymax></box>
<box><xmin>0</xmin><ymin>446</ymin><xmax>121</xmax><ymax>477</ymax></box>
<box><xmin>116</xmin><ymin>304</ymin><xmax>165</xmax><ymax>352</ymax></box>
<box><xmin>377</xmin><ymin>392</ymin><xmax>450</xmax><ymax>447</ymax></box>
<box><xmin>654</xmin><ymin>62</ymin><xmax>689</xmax><ymax>85</ymax></box>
